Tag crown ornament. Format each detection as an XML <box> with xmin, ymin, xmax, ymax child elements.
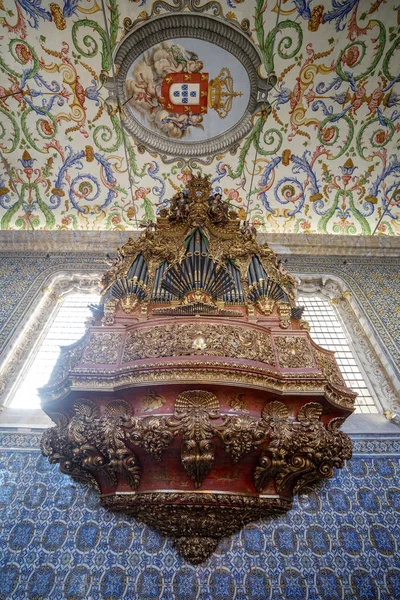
<box><xmin>208</xmin><ymin>67</ymin><xmax>243</xmax><ymax>119</ymax></box>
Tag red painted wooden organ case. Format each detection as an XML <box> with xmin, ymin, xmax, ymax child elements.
<box><xmin>40</xmin><ymin>176</ymin><xmax>355</xmax><ymax>563</ymax></box>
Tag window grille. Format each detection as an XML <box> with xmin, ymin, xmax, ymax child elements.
<box><xmin>11</xmin><ymin>292</ymin><xmax>99</xmax><ymax>408</ymax></box>
<box><xmin>298</xmin><ymin>295</ymin><xmax>378</xmax><ymax>414</ymax></box>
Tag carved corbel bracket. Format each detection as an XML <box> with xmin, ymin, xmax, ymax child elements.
<box><xmin>42</xmin><ymin>392</ymin><xmax>352</xmax><ymax>563</ymax></box>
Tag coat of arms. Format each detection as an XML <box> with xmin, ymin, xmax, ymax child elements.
<box><xmin>125</xmin><ymin>42</ymin><xmax>243</xmax><ymax>139</ymax></box>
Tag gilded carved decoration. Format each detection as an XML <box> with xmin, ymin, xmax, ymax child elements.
<box><xmin>216</xmin><ymin>414</ymin><xmax>266</xmax><ymax>463</ymax></box>
<box><xmin>40</xmin><ymin>176</ymin><xmax>355</xmax><ymax>563</ymax></box>
<box><xmin>101</xmin><ymin>492</ymin><xmax>291</xmax><ymax>565</ymax></box>
<box><xmin>122</xmin><ymin>323</ymin><xmax>276</xmax><ymax>366</ymax></box>
<box><xmin>48</xmin><ymin>338</ymin><xmax>85</xmax><ymax>386</ymax></box>
<box><xmin>314</xmin><ymin>348</ymin><xmax>346</xmax><ymax>387</ymax></box>
<box><xmin>172</xmin><ymin>391</ymin><xmax>220</xmax><ymax>488</ymax></box>
<box><xmin>228</xmin><ymin>393</ymin><xmax>248</xmax><ymax>412</ymax></box>
<box><xmin>276</xmin><ymin>301</ymin><xmax>292</xmax><ymax>329</ymax></box>
<box><xmin>41</xmin><ymin>399</ymin><xmax>141</xmax><ymax>491</ymax></box>
<box><xmin>83</xmin><ymin>332</ymin><xmax>123</xmax><ymax>364</ymax></box>
<box><xmin>253</xmin><ymin>401</ymin><xmax>352</xmax><ymax>494</ymax></box>
<box><xmin>43</xmin><ymin>396</ymin><xmax>352</xmax><ymax>492</ymax></box>
<box><xmin>41</xmin><ymin>360</ymin><xmax>356</xmax><ymax>412</ymax></box>
<box><xmin>275</xmin><ymin>336</ymin><xmax>314</xmax><ymax>369</ymax></box>
<box><xmin>256</xmin><ymin>297</ymin><xmax>275</xmax><ymax>316</ymax></box>
<box><xmin>43</xmin><ymin>394</ymin><xmax>352</xmax><ymax>563</ymax></box>
<box><xmin>99</xmin><ymin>175</ymin><xmax>296</xmax><ymax>312</ymax></box>
<box><xmin>140</xmin><ymin>389</ymin><xmax>166</xmax><ymax>412</ymax></box>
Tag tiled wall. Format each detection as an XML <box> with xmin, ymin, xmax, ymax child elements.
<box><xmin>0</xmin><ymin>431</ymin><xmax>399</xmax><ymax>600</ymax></box>
<box><xmin>1</xmin><ymin>253</ymin><xmax>399</xmax><ymax>599</ymax></box>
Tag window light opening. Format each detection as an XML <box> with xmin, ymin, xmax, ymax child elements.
<box><xmin>298</xmin><ymin>295</ymin><xmax>379</xmax><ymax>414</ymax></box>
<box><xmin>11</xmin><ymin>292</ymin><xmax>99</xmax><ymax>409</ymax></box>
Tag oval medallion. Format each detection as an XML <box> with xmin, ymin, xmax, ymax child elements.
<box><xmin>76</xmin><ymin>522</ymin><xmax>100</xmax><ymax>552</ymax></box>
<box><xmin>9</xmin><ymin>520</ymin><xmax>35</xmax><ymax>551</ymax></box>
<box><xmin>351</xmin><ymin>570</ymin><xmax>378</xmax><ymax>600</ymax></box>
<box><xmin>245</xmin><ymin>569</ymin><xmax>270</xmax><ymax>600</ymax></box>
<box><xmin>137</xmin><ymin>567</ymin><xmax>163</xmax><ymax>600</ymax></box>
<box><xmin>306</xmin><ymin>525</ymin><xmax>330</xmax><ymax>555</ymax></box>
<box><xmin>0</xmin><ymin>564</ymin><xmax>19</xmax><ymax>599</ymax></box>
<box><xmin>42</xmin><ymin>521</ymin><xmax>68</xmax><ymax>552</ymax></box>
<box><xmin>100</xmin><ymin>567</ymin><xmax>127</xmax><ymax>600</ymax></box>
<box><xmin>273</xmin><ymin>525</ymin><xmax>298</xmax><ymax>555</ymax></box>
<box><xmin>316</xmin><ymin>569</ymin><xmax>342</xmax><ymax>600</ymax></box>
<box><xmin>113</xmin><ymin>13</ymin><xmax>273</xmax><ymax>159</ymax></box>
<box><xmin>173</xmin><ymin>567</ymin><xmax>199</xmax><ymax>600</ymax></box>
<box><xmin>338</xmin><ymin>525</ymin><xmax>363</xmax><ymax>556</ymax></box>
<box><xmin>209</xmin><ymin>569</ymin><xmax>235</xmax><ymax>600</ymax></box>
<box><xmin>109</xmin><ymin>523</ymin><xmax>133</xmax><ymax>553</ymax></box>
<box><xmin>370</xmin><ymin>525</ymin><xmax>396</xmax><ymax>555</ymax></box>
<box><xmin>280</xmin><ymin>569</ymin><xmax>307</xmax><ymax>600</ymax></box>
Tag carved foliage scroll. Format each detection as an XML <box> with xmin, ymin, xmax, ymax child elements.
<box><xmin>254</xmin><ymin>401</ymin><xmax>352</xmax><ymax>494</ymax></box>
<box><xmin>274</xmin><ymin>336</ymin><xmax>314</xmax><ymax>368</ymax></box>
<box><xmin>42</xmin><ymin>396</ymin><xmax>351</xmax><ymax>496</ymax></box>
<box><xmin>41</xmin><ymin>399</ymin><xmax>140</xmax><ymax>490</ymax></box>
<box><xmin>315</xmin><ymin>348</ymin><xmax>345</xmax><ymax>386</ymax></box>
<box><xmin>122</xmin><ymin>323</ymin><xmax>276</xmax><ymax>365</ymax></box>
<box><xmin>173</xmin><ymin>391</ymin><xmax>220</xmax><ymax>488</ymax></box>
<box><xmin>83</xmin><ymin>332</ymin><xmax>123</xmax><ymax>364</ymax></box>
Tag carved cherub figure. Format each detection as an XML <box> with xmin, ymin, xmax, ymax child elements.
<box><xmin>208</xmin><ymin>192</ymin><xmax>229</xmax><ymax>225</ymax></box>
<box><xmin>140</xmin><ymin>220</ymin><xmax>157</xmax><ymax>237</ymax></box>
<box><xmin>100</xmin><ymin>248</ymin><xmax>125</xmax><ymax>290</ymax></box>
<box><xmin>276</xmin><ymin>259</ymin><xmax>296</xmax><ymax>289</ymax></box>
<box><xmin>241</xmin><ymin>220</ymin><xmax>257</xmax><ymax>238</ymax></box>
<box><xmin>169</xmin><ymin>190</ymin><xmax>190</xmax><ymax>222</ymax></box>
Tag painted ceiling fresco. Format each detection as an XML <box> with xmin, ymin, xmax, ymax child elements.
<box><xmin>0</xmin><ymin>0</ymin><xmax>399</xmax><ymax>234</ymax></box>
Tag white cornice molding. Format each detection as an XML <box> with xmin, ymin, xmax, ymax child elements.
<box><xmin>0</xmin><ymin>230</ymin><xmax>399</xmax><ymax>256</ymax></box>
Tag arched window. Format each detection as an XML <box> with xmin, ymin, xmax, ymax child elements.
<box><xmin>298</xmin><ymin>294</ymin><xmax>379</xmax><ymax>414</ymax></box>
<box><xmin>10</xmin><ymin>291</ymin><xmax>99</xmax><ymax>408</ymax></box>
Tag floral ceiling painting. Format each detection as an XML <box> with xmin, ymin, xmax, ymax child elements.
<box><xmin>0</xmin><ymin>0</ymin><xmax>399</xmax><ymax>234</ymax></box>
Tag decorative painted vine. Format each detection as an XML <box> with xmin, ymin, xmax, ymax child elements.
<box><xmin>0</xmin><ymin>0</ymin><xmax>399</xmax><ymax>234</ymax></box>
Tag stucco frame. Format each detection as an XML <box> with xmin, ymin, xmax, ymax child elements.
<box><xmin>295</xmin><ymin>274</ymin><xmax>399</xmax><ymax>412</ymax></box>
<box><xmin>112</xmin><ymin>12</ymin><xmax>273</xmax><ymax>159</ymax></box>
<box><xmin>0</xmin><ymin>272</ymin><xmax>101</xmax><ymax>411</ymax></box>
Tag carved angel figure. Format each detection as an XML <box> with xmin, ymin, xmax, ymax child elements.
<box><xmin>169</xmin><ymin>191</ymin><xmax>190</xmax><ymax>222</ymax></box>
<box><xmin>100</xmin><ymin>247</ymin><xmax>125</xmax><ymax>290</ymax></box>
<box><xmin>140</xmin><ymin>220</ymin><xmax>157</xmax><ymax>237</ymax></box>
<box><xmin>208</xmin><ymin>193</ymin><xmax>229</xmax><ymax>225</ymax></box>
<box><xmin>276</xmin><ymin>259</ymin><xmax>296</xmax><ymax>290</ymax></box>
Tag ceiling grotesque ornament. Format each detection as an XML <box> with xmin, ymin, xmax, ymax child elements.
<box><xmin>106</xmin><ymin>6</ymin><xmax>275</xmax><ymax>160</ymax></box>
<box><xmin>0</xmin><ymin>0</ymin><xmax>399</xmax><ymax>232</ymax></box>
<box><xmin>40</xmin><ymin>178</ymin><xmax>355</xmax><ymax>563</ymax></box>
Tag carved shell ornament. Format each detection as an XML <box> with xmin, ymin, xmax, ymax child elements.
<box><xmin>40</xmin><ymin>176</ymin><xmax>355</xmax><ymax>564</ymax></box>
